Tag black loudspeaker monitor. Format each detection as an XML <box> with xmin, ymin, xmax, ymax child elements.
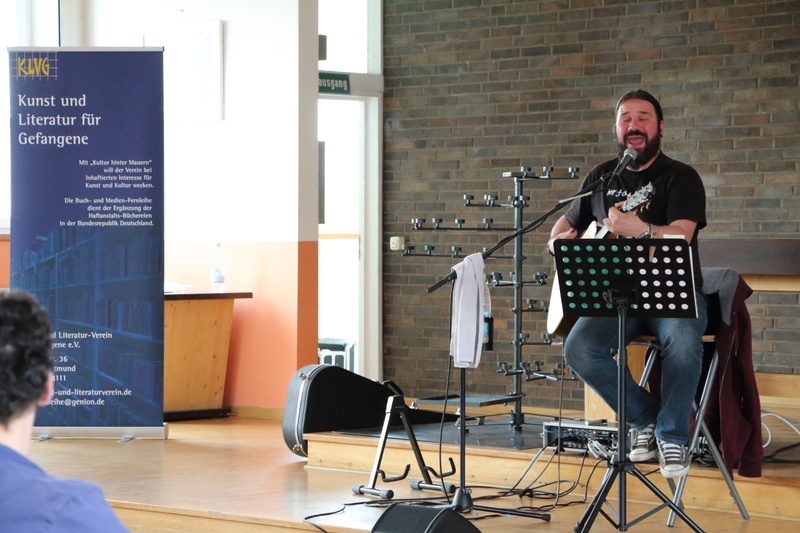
<box><xmin>370</xmin><ymin>503</ymin><xmax>481</xmax><ymax>533</ymax></box>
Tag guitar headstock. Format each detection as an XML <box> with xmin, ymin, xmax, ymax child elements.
<box><xmin>620</xmin><ymin>182</ymin><xmax>654</xmax><ymax>213</ymax></box>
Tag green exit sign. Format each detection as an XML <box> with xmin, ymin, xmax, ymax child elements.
<box><xmin>319</xmin><ymin>72</ymin><xmax>350</xmax><ymax>94</ymax></box>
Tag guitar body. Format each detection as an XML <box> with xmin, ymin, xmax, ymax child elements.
<box><xmin>546</xmin><ymin>278</ymin><xmax>578</xmax><ymax>338</ymax></box>
<box><xmin>546</xmin><ymin>222</ymin><xmax>598</xmax><ymax>337</ymax></box>
<box><xmin>546</xmin><ymin>183</ymin><xmax>654</xmax><ymax>338</ymax></box>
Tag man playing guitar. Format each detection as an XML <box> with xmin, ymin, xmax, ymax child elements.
<box><xmin>546</xmin><ymin>89</ymin><xmax>707</xmax><ymax>480</ymax></box>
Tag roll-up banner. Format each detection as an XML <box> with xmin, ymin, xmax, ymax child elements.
<box><xmin>8</xmin><ymin>48</ymin><xmax>166</xmax><ymax>438</ymax></box>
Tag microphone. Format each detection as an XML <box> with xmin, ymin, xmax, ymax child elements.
<box><xmin>610</xmin><ymin>147</ymin><xmax>638</xmax><ymax>178</ymax></box>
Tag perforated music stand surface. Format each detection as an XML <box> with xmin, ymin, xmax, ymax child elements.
<box><xmin>553</xmin><ymin>238</ymin><xmax>697</xmax><ymax>321</ymax></box>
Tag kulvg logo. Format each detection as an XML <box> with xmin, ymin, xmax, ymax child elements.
<box><xmin>13</xmin><ymin>51</ymin><xmax>58</xmax><ymax>79</ymax></box>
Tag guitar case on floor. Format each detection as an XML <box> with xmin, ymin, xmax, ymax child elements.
<box><xmin>283</xmin><ymin>364</ymin><xmax>453</xmax><ymax>457</ymax></box>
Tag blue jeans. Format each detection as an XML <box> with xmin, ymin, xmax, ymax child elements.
<box><xmin>564</xmin><ymin>292</ymin><xmax>707</xmax><ymax>445</ymax></box>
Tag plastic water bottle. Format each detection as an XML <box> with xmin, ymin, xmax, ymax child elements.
<box><xmin>211</xmin><ymin>243</ymin><xmax>225</xmax><ymax>293</ymax></box>
<box><xmin>483</xmin><ymin>282</ymin><xmax>493</xmax><ymax>351</ymax></box>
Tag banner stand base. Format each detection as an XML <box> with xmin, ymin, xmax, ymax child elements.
<box><xmin>33</xmin><ymin>424</ymin><xmax>168</xmax><ymax>440</ymax></box>
<box><xmin>164</xmin><ymin>408</ymin><xmax>231</xmax><ymax>422</ymax></box>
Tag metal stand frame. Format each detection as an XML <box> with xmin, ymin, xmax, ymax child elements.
<box><xmin>353</xmin><ymin>394</ymin><xmax>457</xmax><ymax>499</ymax></box>
<box><xmin>407</xmin><ymin>168</ymin><xmax>580</xmax><ymax>429</ymax></box>
<box><xmin>636</xmin><ymin>341</ymin><xmax>749</xmax><ymax>526</ymax></box>
<box><xmin>449</xmin><ymin>366</ymin><xmax>551</xmax><ymax>522</ymax></box>
<box><xmin>573</xmin><ymin>294</ymin><xmax>703</xmax><ymax>533</ymax></box>
<box><xmin>553</xmin><ymin>238</ymin><xmax>705</xmax><ymax>533</ymax></box>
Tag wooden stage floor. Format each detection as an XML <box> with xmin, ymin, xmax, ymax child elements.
<box><xmin>27</xmin><ymin>413</ymin><xmax>800</xmax><ymax>533</ymax></box>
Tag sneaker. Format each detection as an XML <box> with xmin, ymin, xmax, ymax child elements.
<box><xmin>657</xmin><ymin>439</ymin><xmax>691</xmax><ymax>479</ymax></box>
<box><xmin>629</xmin><ymin>423</ymin><xmax>657</xmax><ymax>462</ymax></box>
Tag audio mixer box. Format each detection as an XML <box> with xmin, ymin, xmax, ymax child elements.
<box><xmin>542</xmin><ymin>419</ymin><xmax>620</xmax><ymax>453</ymax></box>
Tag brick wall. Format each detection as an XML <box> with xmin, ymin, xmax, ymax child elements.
<box><xmin>382</xmin><ymin>0</ymin><xmax>800</xmax><ymax>411</ymax></box>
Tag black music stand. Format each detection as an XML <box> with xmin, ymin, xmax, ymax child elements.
<box><xmin>553</xmin><ymin>238</ymin><xmax>705</xmax><ymax>533</ymax></box>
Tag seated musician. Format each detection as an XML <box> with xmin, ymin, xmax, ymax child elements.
<box><xmin>546</xmin><ymin>89</ymin><xmax>707</xmax><ymax>479</ymax></box>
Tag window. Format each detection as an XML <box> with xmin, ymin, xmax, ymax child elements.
<box><xmin>1</xmin><ymin>0</ymin><xmax>60</xmax><ymax>232</ymax></box>
<box><xmin>318</xmin><ymin>0</ymin><xmax>372</xmax><ymax>74</ymax></box>
<box><xmin>0</xmin><ymin>2</ymin><xmax>19</xmax><ymax>231</ymax></box>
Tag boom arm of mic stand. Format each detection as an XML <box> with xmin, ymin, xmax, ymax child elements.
<box><xmin>426</xmin><ymin>175</ymin><xmax>609</xmax><ymax>294</ymax></box>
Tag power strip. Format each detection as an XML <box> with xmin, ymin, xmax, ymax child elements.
<box><xmin>542</xmin><ymin>419</ymin><xmax>620</xmax><ymax>453</ymax></box>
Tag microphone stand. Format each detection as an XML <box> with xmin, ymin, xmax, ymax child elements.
<box><xmin>426</xmin><ymin>170</ymin><xmax>613</xmax><ymax>521</ymax></box>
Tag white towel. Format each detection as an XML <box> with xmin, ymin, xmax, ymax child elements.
<box><xmin>449</xmin><ymin>253</ymin><xmax>484</xmax><ymax>369</ymax></box>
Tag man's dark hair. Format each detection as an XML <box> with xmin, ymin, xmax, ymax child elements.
<box><xmin>0</xmin><ymin>291</ymin><xmax>53</xmax><ymax>424</ymax></box>
<box><xmin>615</xmin><ymin>89</ymin><xmax>664</xmax><ymax>123</ymax></box>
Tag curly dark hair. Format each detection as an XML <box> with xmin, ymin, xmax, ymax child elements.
<box><xmin>0</xmin><ymin>291</ymin><xmax>54</xmax><ymax>424</ymax></box>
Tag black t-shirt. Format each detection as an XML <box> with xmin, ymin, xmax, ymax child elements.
<box><xmin>564</xmin><ymin>151</ymin><xmax>707</xmax><ymax>291</ymax></box>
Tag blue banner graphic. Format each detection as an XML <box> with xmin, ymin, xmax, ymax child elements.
<box><xmin>8</xmin><ymin>48</ymin><xmax>164</xmax><ymax>429</ymax></box>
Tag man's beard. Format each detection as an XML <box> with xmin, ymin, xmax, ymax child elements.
<box><xmin>616</xmin><ymin>128</ymin><xmax>661</xmax><ymax>170</ymax></box>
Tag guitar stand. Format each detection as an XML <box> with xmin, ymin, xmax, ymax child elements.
<box><xmin>352</xmin><ymin>394</ymin><xmax>457</xmax><ymax>499</ymax></box>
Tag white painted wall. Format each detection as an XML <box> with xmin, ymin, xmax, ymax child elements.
<box><xmin>74</xmin><ymin>0</ymin><xmax>318</xmax><ymax>243</ymax></box>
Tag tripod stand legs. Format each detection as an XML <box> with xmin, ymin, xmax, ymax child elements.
<box><xmin>574</xmin><ymin>460</ymin><xmax>706</xmax><ymax>533</ymax></box>
<box><xmin>574</xmin><ymin>462</ymin><xmax>618</xmax><ymax>533</ymax></box>
<box><xmin>574</xmin><ymin>293</ymin><xmax>705</xmax><ymax>533</ymax></box>
<box><xmin>450</xmin><ymin>368</ymin><xmax>551</xmax><ymax>522</ymax></box>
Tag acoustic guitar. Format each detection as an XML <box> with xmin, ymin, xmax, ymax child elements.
<box><xmin>546</xmin><ymin>183</ymin><xmax>655</xmax><ymax>338</ymax></box>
